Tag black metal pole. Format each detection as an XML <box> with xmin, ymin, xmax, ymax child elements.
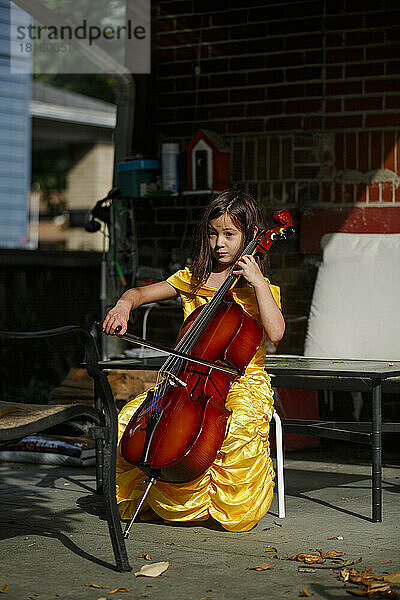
<box><xmin>94</xmin><ymin>380</ymin><xmax>104</xmax><ymax>495</ymax></box>
<box><xmin>371</xmin><ymin>378</ymin><xmax>382</xmax><ymax>522</ymax></box>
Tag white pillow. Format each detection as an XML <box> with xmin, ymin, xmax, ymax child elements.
<box><xmin>304</xmin><ymin>233</ymin><xmax>400</xmax><ymax>360</ymax></box>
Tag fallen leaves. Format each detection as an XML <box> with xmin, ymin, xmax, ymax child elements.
<box><xmin>137</xmin><ymin>553</ymin><xmax>152</xmax><ymax>561</ymax></box>
<box><xmin>84</xmin><ymin>583</ymin><xmax>130</xmax><ymax>595</ymax></box>
<box><xmin>290</xmin><ymin>553</ymin><xmax>325</xmax><ymax>564</ymax></box>
<box><xmin>383</xmin><ymin>573</ymin><xmax>400</xmax><ymax>584</ymax></box>
<box><xmin>316</xmin><ymin>549</ymin><xmax>345</xmax><ymax>560</ymax></box>
<box><xmin>290</xmin><ymin>548</ymin><xmax>346</xmax><ymax>566</ymax></box>
<box><xmin>0</xmin><ymin>585</ymin><xmax>8</xmax><ymax>594</ymax></box>
<box><xmin>342</xmin><ymin>568</ymin><xmax>377</xmax><ymax>585</ymax></box>
<box><xmin>346</xmin><ymin>581</ymin><xmax>395</xmax><ymax>597</ymax></box>
<box><xmin>265</xmin><ymin>545</ymin><xmax>277</xmax><ymax>552</ymax></box>
<box><xmin>134</xmin><ymin>561</ymin><xmax>170</xmax><ymax>578</ymax></box>
<box><xmin>299</xmin><ymin>586</ymin><xmax>310</xmax><ymax>597</ymax></box>
<box><xmin>249</xmin><ymin>563</ymin><xmax>273</xmax><ymax>571</ymax></box>
<box><xmin>340</xmin><ymin>567</ymin><xmax>400</xmax><ymax>598</ymax></box>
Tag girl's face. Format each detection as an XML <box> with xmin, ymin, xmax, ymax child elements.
<box><xmin>208</xmin><ymin>212</ymin><xmax>244</xmax><ymax>270</ymax></box>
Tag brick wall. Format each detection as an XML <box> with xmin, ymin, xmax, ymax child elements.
<box><xmin>135</xmin><ymin>0</ymin><xmax>400</xmax><ymax>353</ymax></box>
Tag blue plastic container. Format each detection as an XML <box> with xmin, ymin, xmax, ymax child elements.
<box><xmin>118</xmin><ymin>160</ymin><xmax>160</xmax><ymax>197</ymax></box>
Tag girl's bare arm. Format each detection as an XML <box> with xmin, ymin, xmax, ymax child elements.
<box><xmin>102</xmin><ymin>281</ymin><xmax>177</xmax><ymax>335</ymax></box>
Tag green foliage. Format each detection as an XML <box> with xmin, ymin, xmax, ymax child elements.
<box><xmin>34</xmin><ymin>73</ymin><xmax>117</xmax><ymax>104</ymax></box>
<box><xmin>31</xmin><ymin>146</ymin><xmax>70</xmax><ymax>212</ymax></box>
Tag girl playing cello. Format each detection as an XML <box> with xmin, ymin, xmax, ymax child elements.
<box><xmin>102</xmin><ymin>189</ymin><xmax>285</xmax><ymax>532</ymax></box>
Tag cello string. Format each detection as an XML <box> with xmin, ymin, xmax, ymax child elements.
<box><xmin>149</xmin><ymin>236</ymin><xmax>259</xmax><ymax>414</ymax></box>
<box><xmin>167</xmin><ymin>236</ymin><xmax>258</xmax><ymax>363</ymax></box>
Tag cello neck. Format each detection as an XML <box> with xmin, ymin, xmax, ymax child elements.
<box><xmin>175</xmin><ymin>236</ymin><xmax>259</xmax><ymax>354</ymax></box>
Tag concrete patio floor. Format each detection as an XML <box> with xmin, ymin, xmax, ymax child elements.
<box><xmin>0</xmin><ymin>444</ymin><xmax>399</xmax><ymax>600</ymax></box>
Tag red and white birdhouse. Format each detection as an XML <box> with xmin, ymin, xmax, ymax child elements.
<box><xmin>186</xmin><ymin>129</ymin><xmax>230</xmax><ymax>191</ymax></box>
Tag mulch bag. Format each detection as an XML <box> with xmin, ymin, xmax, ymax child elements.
<box><xmin>0</xmin><ymin>434</ymin><xmax>95</xmax><ymax>466</ymax></box>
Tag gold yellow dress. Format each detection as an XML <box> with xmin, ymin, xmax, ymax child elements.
<box><xmin>116</xmin><ymin>267</ymin><xmax>281</xmax><ymax>532</ymax></box>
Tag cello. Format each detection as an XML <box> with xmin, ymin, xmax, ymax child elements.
<box><xmin>105</xmin><ymin>209</ymin><xmax>294</xmax><ymax>537</ymax></box>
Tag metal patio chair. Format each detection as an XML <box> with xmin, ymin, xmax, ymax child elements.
<box><xmin>0</xmin><ymin>326</ymin><xmax>131</xmax><ymax>572</ymax></box>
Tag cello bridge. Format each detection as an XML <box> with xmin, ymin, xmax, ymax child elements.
<box><xmin>163</xmin><ymin>371</ymin><xmax>187</xmax><ymax>388</ymax></box>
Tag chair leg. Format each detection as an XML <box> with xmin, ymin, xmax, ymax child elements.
<box><xmin>94</xmin><ymin>386</ymin><xmax>105</xmax><ymax>494</ymax></box>
<box><xmin>95</xmin><ymin>437</ymin><xmax>104</xmax><ymax>494</ymax></box>
<box><xmin>272</xmin><ymin>410</ymin><xmax>286</xmax><ymax>519</ymax></box>
<box><xmin>102</xmin><ymin>431</ymin><xmax>132</xmax><ymax>571</ymax></box>
<box><xmin>94</xmin><ymin>375</ymin><xmax>132</xmax><ymax>572</ymax></box>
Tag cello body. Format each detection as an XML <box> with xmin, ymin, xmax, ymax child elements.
<box><xmin>121</xmin><ymin>297</ymin><xmax>263</xmax><ymax>483</ymax></box>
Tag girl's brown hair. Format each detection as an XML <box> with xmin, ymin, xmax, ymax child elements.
<box><xmin>191</xmin><ymin>189</ymin><xmax>265</xmax><ymax>289</ymax></box>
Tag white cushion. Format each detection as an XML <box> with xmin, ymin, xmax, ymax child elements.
<box><xmin>304</xmin><ymin>233</ymin><xmax>400</xmax><ymax>360</ymax></box>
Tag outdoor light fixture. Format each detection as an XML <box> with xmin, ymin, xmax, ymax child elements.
<box><xmin>84</xmin><ymin>187</ymin><xmax>119</xmax><ymax>233</ymax></box>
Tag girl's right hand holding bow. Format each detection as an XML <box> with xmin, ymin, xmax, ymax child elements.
<box><xmin>102</xmin><ymin>299</ymin><xmax>131</xmax><ymax>336</ymax></box>
<box><xmin>102</xmin><ymin>281</ymin><xmax>178</xmax><ymax>337</ymax></box>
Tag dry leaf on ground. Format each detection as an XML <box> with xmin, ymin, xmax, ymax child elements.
<box><xmin>0</xmin><ymin>585</ymin><xmax>8</xmax><ymax>594</ymax></box>
<box><xmin>327</xmin><ymin>536</ymin><xmax>344</xmax><ymax>540</ymax></box>
<box><xmin>316</xmin><ymin>549</ymin><xmax>346</xmax><ymax>559</ymax></box>
<box><xmin>265</xmin><ymin>545</ymin><xmax>277</xmax><ymax>552</ymax></box>
<box><xmin>383</xmin><ymin>572</ymin><xmax>400</xmax><ymax>584</ymax></box>
<box><xmin>290</xmin><ymin>553</ymin><xmax>325</xmax><ymax>564</ymax></box>
<box><xmin>137</xmin><ymin>553</ymin><xmax>152</xmax><ymax>561</ymax></box>
<box><xmin>341</xmin><ymin>568</ymin><xmax>377</xmax><ymax>586</ymax></box>
<box><xmin>346</xmin><ymin>581</ymin><xmax>394</xmax><ymax>597</ymax></box>
<box><xmin>84</xmin><ymin>583</ymin><xmax>107</xmax><ymax>589</ymax></box>
<box><xmin>135</xmin><ymin>561</ymin><xmax>169</xmax><ymax>578</ymax></box>
<box><xmin>299</xmin><ymin>586</ymin><xmax>310</xmax><ymax>597</ymax></box>
<box><xmin>367</xmin><ymin>581</ymin><xmax>394</xmax><ymax>594</ymax></box>
<box><xmin>340</xmin><ymin>567</ymin><xmax>399</xmax><ymax>598</ymax></box>
<box><xmin>109</xmin><ymin>588</ymin><xmax>130</xmax><ymax>594</ymax></box>
<box><xmin>249</xmin><ymin>562</ymin><xmax>273</xmax><ymax>571</ymax></box>
<box><xmin>341</xmin><ymin>569</ymin><xmax>351</xmax><ymax>582</ymax></box>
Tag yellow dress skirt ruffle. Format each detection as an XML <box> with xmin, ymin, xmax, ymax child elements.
<box><xmin>116</xmin><ymin>267</ymin><xmax>279</xmax><ymax>533</ymax></box>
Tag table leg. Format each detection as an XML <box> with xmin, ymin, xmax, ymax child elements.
<box><xmin>371</xmin><ymin>379</ymin><xmax>382</xmax><ymax>522</ymax></box>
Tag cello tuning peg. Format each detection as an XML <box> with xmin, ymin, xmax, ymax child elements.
<box><xmin>272</xmin><ymin>209</ymin><xmax>293</xmax><ymax>227</ymax></box>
